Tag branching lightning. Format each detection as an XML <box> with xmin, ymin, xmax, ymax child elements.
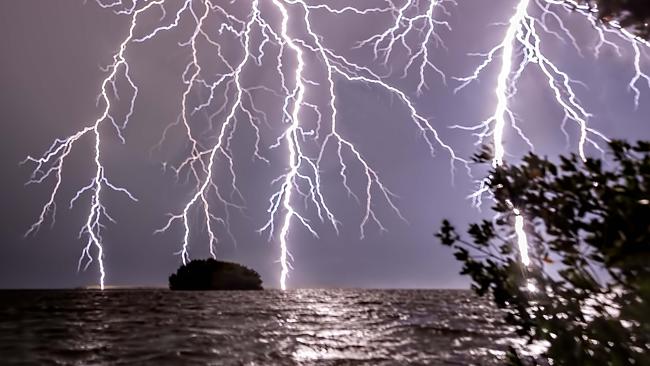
<box><xmin>23</xmin><ymin>1</ymin><xmax>165</xmax><ymax>289</ymax></box>
<box><xmin>454</xmin><ymin>0</ymin><xmax>620</xmax><ymax>168</ymax></box>
<box><xmin>454</xmin><ymin>0</ymin><xmax>650</xmax><ymax>278</ymax></box>
<box><xmin>25</xmin><ymin>0</ymin><xmax>649</xmax><ymax>289</ymax></box>
<box><xmin>256</xmin><ymin>0</ymin><xmax>467</xmax><ymax>289</ymax></box>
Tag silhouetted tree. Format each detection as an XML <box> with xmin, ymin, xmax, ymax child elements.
<box><xmin>169</xmin><ymin>258</ymin><xmax>263</xmax><ymax>290</ymax></box>
<box><xmin>437</xmin><ymin>140</ymin><xmax>650</xmax><ymax>365</ymax></box>
<box><xmin>587</xmin><ymin>0</ymin><xmax>650</xmax><ymax>39</ymax></box>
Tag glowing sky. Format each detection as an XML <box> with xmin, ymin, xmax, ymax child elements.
<box><xmin>0</xmin><ymin>0</ymin><xmax>648</xmax><ymax>289</ymax></box>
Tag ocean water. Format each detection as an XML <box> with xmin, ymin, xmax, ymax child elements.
<box><xmin>0</xmin><ymin>289</ymin><xmax>516</xmax><ymax>365</ymax></box>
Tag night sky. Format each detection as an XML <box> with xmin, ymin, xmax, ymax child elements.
<box><xmin>1</xmin><ymin>0</ymin><xmax>648</xmax><ymax>289</ymax></box>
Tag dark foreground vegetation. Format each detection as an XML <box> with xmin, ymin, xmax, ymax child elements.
<box><xmin>169</xmin><ymin>258</ymin><xmax>263</xmax><ymax>290</ymax></box>
<box><xmin>438</xmin><ymin>140</ymin><xmax>650</xmax><ymax>365</ymax></box>
<box><xmin>589</xmin><ymin>0</ymin><xmax>650</xmax><ymax>40</ymax></box>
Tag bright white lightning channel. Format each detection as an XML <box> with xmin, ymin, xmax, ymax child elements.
<box><xmin>24</xmin><ymin>0</ymin><xmax>166</xmax><ymax>290</ymax></box>
<box><xmin>25</xmin><ymin>0</ymin><xmax>649</xmax><ymax>290</ymax></box>
<box><xmin>457</xmin><ymin>0</ymin><xmax>650</xmax><ymax>272</ymax></box>
<box><xmin>26</xmin><ymin>0</ymin><xmax>460</xmax><ymax>290</ymax></box>
<box><xmin>456</xmin><ymin>0</ymin><xmax>649</xmax><ymax>170</ymax></box>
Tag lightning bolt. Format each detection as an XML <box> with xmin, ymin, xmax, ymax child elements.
<box><xmin>25</xmin><ymin>0</ymin><xmax>649</xmax><ymax>290</ymax></box>
<box><xmin>455</xmin><ymin>0</ymin><xmax>649</xmax><ymax>277</ymax></box>
<box><xmin>456</xmin><ymin>0</ymin><xmax>649</xmax><ymax>170</ymax></box>
<box><xmin>258</xmin><ymin>0</ymin><xmax>467</xmax><ymax>289</ymax></box>
<box><xmin>507</xmin><ymin>200</ymin><xmax>531</xmax><ymax>267</ymax></box>
<box><xmin>513</xmin><ymin>209</ymin><xmax>530</xmax><ymax>266</ymax></box>
<box><xmin>23</xmin><ymin>0</ymin><xmax>166</xmax><ymax>289</ymax></box>
<box><xmin>456</xmin><ymin>0</ymin><xmax>607</xmax><ymax>168</ymax></box>
<box><xmin>552</xmin><ymin>0</ymin><xmax>650</xmax><ymax>108</ymax></box>
<box><xmin>130</xmin><ymin>0</ymin><xmax>464</xmax><ymax>290</ymax></box>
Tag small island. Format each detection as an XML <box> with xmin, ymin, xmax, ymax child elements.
<box><xmin>169</xmin><ymin>258</ymin><xmax>263</xmax><ymax>291</ymax></box>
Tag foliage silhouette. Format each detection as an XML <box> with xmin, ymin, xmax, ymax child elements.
<box><xmin>437</xmin><ymin>140</ymin><xmax>650</xmax><ymax>365</ymax></box>
<box><xmin>589</xmin><ymin>0</ymin><xmax>650</xmax><ymax>40</ymax></box>
<box><xmin>169</xmin><ymin>258</ymin><xmax>263</xmax><ymax>291</ymax></box>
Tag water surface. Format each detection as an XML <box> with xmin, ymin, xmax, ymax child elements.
<box><xmin>0</xmin><ymin>289</ymin><xmax>514</xmax><ymax>365</ymax></box>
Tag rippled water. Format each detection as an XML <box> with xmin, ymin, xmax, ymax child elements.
<box><xmin>0</xmin><ymin>289</ymin><xmax>515</xmax><ymax>365</ymax></box>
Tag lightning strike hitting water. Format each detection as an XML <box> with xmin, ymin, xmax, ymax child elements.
<box><xmin>257</xmin><ymin>0</ymin><xmax>467</xmax><ymax>289</ymax></box>
<box><xmin>25</xmin><ymin>0</ymin><xmax>649</xmax><ymax>289</ymax></box>
<box><xmin>23</xmin><ymin>1</ymin><xmax>165</xmax><ymax>289</ymax></box>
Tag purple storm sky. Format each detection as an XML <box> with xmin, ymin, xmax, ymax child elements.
<box><xmin>0</xmin><ymin>0</ymin><xmax>648</xmax><ymax>289</ymax></box>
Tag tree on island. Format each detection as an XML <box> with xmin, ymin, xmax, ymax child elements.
<box><xmin>437</xmin><ymin>140</ymin><xmax>649</xmax><ymax>365</ymax></box>
<box><xmin>169</xmin><ymin>258</ymin><xmax>263</xmax><ymax>291</ymax></box>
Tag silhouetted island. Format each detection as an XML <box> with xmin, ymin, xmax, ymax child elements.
<box><xmin>169</xmin><ymin>258</ymin><xmax>263</xmax><ymax>290</ymax></box>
